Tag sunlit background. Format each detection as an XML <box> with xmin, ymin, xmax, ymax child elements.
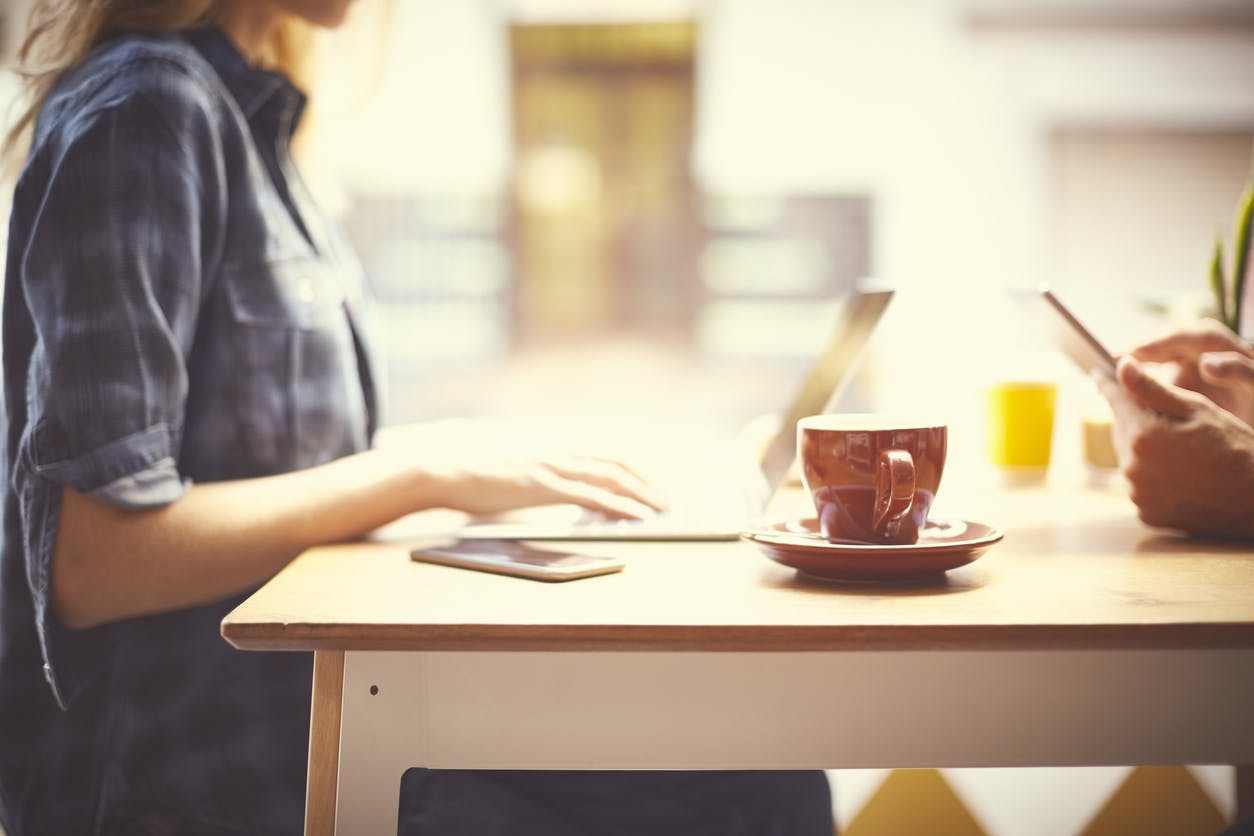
<box><xmin>1</xmin><ymin>1</ymin><xmax>1252</xmax><ymax>833</ymax></box>
<box><xmin>309</xmin><ymin>0</ymin><xmax>1254</xmax><ymax>468</ymax></box>
<box><xmin>4</xmin><ymin>0</ymin><xmax>1254</xmax><ymax>456</ymax></box>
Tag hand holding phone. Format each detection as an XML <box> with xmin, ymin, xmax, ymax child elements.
<box><xmin>410</xmin><ymin>540</ymin><xmax>625</xmax><ymax>581</ymax></box>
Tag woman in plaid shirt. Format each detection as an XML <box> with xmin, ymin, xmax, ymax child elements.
<box><xmin>0</xmin><ymin>1</ymin><xmax>834</xmax><ymax>834</ymax></box>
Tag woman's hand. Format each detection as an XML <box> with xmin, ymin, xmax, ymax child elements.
<box><xmin>376</xmin><ymin>420</ymin><xmax>667</xmax><ymax>520</ymax></box>
<box><xmin>1096</xmin><ymin>355</ymin><xmax>1254</xmax><ymax>539</ymax></box>
<box><xmin>51</xmin><ymin>420</ymin><xmax>668</xmax><ymax>629</ymax></box>
<box><xmin>419</xmin><ymin>450</ymin><xmax>666</xmax><ymax>519</ymax></box>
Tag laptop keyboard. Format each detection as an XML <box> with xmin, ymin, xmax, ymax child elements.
<box><xmin>567</xmin><ymin>471</ymin><xmax>769</xmax><ymax>538</ymax></box>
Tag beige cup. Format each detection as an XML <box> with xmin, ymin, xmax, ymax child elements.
<box><xmin>1082</xmin><ymin>417</ymin><xmax>1118</xmax><ymax>470</ymax></box>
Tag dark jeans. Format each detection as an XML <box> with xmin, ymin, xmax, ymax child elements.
<box><xmin>1221</xmin><ymin>816</ymin><xmax>1254</xmax><ymax>835</ymax></box>
<box><xmin>397</xmin><ymin>769</ymin><xmax>834</xmax><ymax>836</ymax></box>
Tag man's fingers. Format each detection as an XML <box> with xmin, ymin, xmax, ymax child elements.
<box><xmin>1129</xmin><ymin>320</ymin><xmax>1247</xmax><ymax>364</ymax></box>
<box><xmin>1199</xmin><ymin>352</ymin><xmax>1254</xmax><ymax>387</ymax></box>
<box><xmin>1116</xmin><ymin>357</ymin><xmax>1196</xmax><ymax>420</ymax></box>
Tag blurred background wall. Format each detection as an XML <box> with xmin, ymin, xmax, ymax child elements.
<box><xmin>4</xmin><ymin>0</ymin><xmax>1253</xmax><ymax>435</ymax></box>
<box><xmin>302</xmin><ymin>0</ymin><xmax>1254</xmax><ymax>449</ymax></box>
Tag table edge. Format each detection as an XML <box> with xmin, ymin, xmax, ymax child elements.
<box><xmin>220</xmin><ymin>621</ymin><xmax>1254</xmax><ymax>653</ymax></box>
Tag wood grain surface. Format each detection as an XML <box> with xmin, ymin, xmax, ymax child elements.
<box><xmin>222</xmin><ymin>481</ymin><xmax>1254</xmax><ymax>653</ymax></box>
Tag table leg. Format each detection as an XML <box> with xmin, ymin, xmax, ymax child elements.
<box><xmin>305</xmin><ymin>650</ymin><xmax>345</xmax><ymax>836</ymax></box>
<box><xmin>1237</xmin><ymin>765</ymin><xmax>1254</xmax><ymax>822</ymax></box>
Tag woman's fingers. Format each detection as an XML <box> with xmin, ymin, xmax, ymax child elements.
<box><xmin>529</xmin><ymin>464</ymin><xmax>660</xmax><ymax>520</ymax></box>
<box><xmin>541</xmin><ymin>456</ymin><xmax>669</xmax><ymax>514</ymax></box>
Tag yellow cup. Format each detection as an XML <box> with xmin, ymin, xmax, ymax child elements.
<box><xmin>986</xmin><ymin>381</ymin><xmax>1057</xmax><ymax>479</ymax></box>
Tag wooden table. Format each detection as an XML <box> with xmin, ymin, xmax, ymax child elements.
<box><xmin>222</xmin><ymin>479</ymin><xmax>1254</xmax><ymax>835</ymax></box>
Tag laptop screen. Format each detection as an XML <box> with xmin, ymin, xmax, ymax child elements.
<box><xmin>756</xmin><ymin>281</ymin><xmax>895</xmax><ymax>492</ymax></box>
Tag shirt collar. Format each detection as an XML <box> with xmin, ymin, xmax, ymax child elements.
<box><xmin>183</xmin><ymin>26</ymin><xmax>306</xmax><ymax>128</ymax></box>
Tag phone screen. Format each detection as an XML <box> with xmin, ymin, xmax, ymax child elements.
<box><xmin>410</xmin><ymin>540</ymin><xmax>625</xmax><ymax>581</ymax></box>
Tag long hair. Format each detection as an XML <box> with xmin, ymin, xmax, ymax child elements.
<box><xmin>2</xmin><ymin>0</ymin><xmax>317</xmax><ymax>167</ymax></box>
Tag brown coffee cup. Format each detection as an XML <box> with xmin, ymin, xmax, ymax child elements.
<box><xmin>798</xmin><ymin>415</ymin><xmax>948</xmax><ymax>545</ymax></box>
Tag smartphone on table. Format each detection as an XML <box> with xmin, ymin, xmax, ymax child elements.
<box><xmin>410</xmin><ymin>540</ymin><xmax>625</xmax><ymax>582</ymax></box>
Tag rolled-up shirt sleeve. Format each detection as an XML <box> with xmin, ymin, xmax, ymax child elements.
<box><xmin>13</xmin><ymin>66</ymin><xmax>225</xmax><ymax>705</ymax></box>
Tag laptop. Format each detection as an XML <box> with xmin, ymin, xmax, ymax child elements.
<box><xmin>454</xmin><ymin>281</ymin><xmax>895</xmax><ymax>541</ymax></box>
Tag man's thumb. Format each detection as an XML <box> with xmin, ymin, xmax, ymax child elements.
<box><xmin>1117</xmin><ymin>356</ymin><xmax>1195</xmax><ymax>419</ymax></box>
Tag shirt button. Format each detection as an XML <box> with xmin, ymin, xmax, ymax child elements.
<box><xmin>42</xmin><ymin>663</ymin><xmax>53</xmax><ymax>684</ymax></box>
<box><xmin>297</xmin><ymin>277</ymin><xmax>316</xmax><ymax>304</ymax></box>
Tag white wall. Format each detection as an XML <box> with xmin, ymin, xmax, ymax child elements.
<box><xmin>316</xmin><ymin>0</ymin><xmax>511</xmax><ymax>197</ymax></box>
<box><xmin>693</xmin><ymin>0</ymin><xmax>1254</xmax><ymax>461</ymax></box>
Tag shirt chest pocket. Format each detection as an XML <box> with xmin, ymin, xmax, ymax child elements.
<box><xmin>223</xmin><ymin>255</ymin><xmax>344</xmax><ymax>329</ymax></box>
<box><xmin>213</xmin><ymin>256</ymin><xmax>366</xmax><ymax>473</ymax></box>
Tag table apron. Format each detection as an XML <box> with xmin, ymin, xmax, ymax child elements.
<box><xmin>333</xmin><ymin>647</ymin><xmax>1254</xmax><ymax>833</ymax></box>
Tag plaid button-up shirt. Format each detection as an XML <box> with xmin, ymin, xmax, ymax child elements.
<box><xmin>0</xmin><ymin>27</ymin><xmax>380</xmax><ymax>835</ymax></box>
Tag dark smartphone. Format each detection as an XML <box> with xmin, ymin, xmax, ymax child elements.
<box><xmin>410</xmin><ymin>540</ymin><xmax>625</xmax><ymax>582</ymax></box>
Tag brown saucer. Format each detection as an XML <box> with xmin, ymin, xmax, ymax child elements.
<box><xmin>742</xmin><ymin>517</ymin><xmax>1003</xmax><ymax>582</ymax></box>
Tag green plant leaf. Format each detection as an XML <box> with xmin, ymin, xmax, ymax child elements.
<box><xmin>1210</xmin><ymin>235</ymin><xmax>1229</xmax><ymax>328</ymax></box>
<box><xmin>1231</xmin><ymin>181</ymin><xmax>1253</xmax><ymax>333</ymax></box>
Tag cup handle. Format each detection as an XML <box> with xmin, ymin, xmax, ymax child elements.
<box><xmin>873</xmin><ymin>449</ymin><xmax>916</xmax><ymax>538</ymax></box>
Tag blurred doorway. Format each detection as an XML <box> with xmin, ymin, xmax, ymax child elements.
<box><xmin>510</xmin><ymin>23</ymin><xmax>699</xmax><ymax>346</ymax></box>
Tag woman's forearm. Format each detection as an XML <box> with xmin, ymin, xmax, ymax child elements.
<box><xmin>51</xmin><ymin>447</ymin><xmax>435</xmax><ymax>630</ymax></box>
<box><xmin>50</xmin><ymin>424</ymin><xmax>664</xmax><ymax>630</ymax></box>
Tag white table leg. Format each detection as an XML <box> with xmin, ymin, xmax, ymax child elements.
<box><xmin>331</xmin><ymin>648</ymin><xmax>1254</xmax><ymax>836</ymax></box>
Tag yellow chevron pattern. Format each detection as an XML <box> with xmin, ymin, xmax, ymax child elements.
<box><xmin>834</xmin><ymin>766</ymin><xmax>1232</xmax><ymax>836</ymax></box>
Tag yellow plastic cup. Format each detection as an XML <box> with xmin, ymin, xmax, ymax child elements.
<box><xmin>986</xmin><ymin>380</ymin><xmax>1057</xmax><ymax>479</ymax></box>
